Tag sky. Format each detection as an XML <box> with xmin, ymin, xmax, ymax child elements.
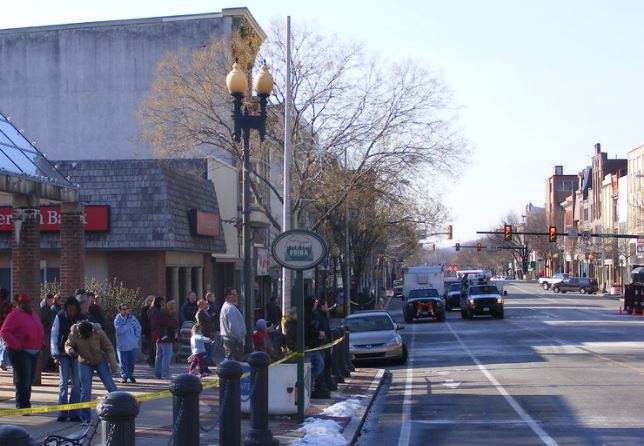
<box><xmin>2</xmin><ymin>0</ymin><xmax>643</xmax><ymax>245</ymax></box>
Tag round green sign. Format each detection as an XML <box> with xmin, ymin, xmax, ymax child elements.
<box><xmin>271</xmin><ymin>230</ymin><xmax>327</xmax><ymax>270</ymax></box>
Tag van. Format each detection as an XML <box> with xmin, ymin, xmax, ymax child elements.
<box><xmin>403</xmin><ymin>265</ymin><xmax>444</xmax><ymax>299</ymax></box>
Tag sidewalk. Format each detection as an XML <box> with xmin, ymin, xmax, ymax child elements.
<box><xmin>0</xmin><ymin>358</ymin><xmax>385</xmax><ymax>445</ymax></box>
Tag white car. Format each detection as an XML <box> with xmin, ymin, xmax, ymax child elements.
<box><xmin>344</xmin><ymin>310</ymin><xmax>407</xmax><ymax>365</ymax></box>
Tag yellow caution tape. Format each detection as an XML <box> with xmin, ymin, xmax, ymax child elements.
<box><xmin>0</xmin><ymin>335</ymin><xmax>347</xmax><ymax>417</ymax></box>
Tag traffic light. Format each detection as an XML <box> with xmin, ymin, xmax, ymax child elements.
<box><xmin>455</xmin><ymin>243</ymin><xmax>460</xmax><ymax>251</ymax></box>
<box><xmin>447</xmin><ymin>224</ymin><xmax>453</xmax><ymax>240</ymax></box>
<box><xmin>476</xmin><ymin>242</ymin><xmax>482</xmax><ymax>251</ymax></box>
<box><xmin>548</xmin><ymin>226</ymin><xmax>557</xmax><ymax>243</ymax></box>
<box><xmin>504</xmin><ymin>224</ymin><xmax>512</xmax><ymax>241</ymax></box>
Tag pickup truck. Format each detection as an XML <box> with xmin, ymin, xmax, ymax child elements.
<box><xmin>538</xmin><ymin>273</ymin><xmax>569</xmax><ymax>290</ymax></box>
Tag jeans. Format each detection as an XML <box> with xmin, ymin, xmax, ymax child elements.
<box><xmin>58</xmin><ymin>355</ymin><xmax>80</xmax><ymax>418</ymax></box>
<box><xmin>307</xmin><ymin>351</ymin><xmax>324</xmax><ymax>381</ymax></box>
<box><xmin>6</xmin><ymin>349</ymin><xmax>38</xmax><ymax>408</ymax></box>
<box><xmin>0</xmin><ymin>338</ymin><xmax>10</xmax><ymax>366</ymax></box>
<box><xmin>155</xmin><ymin>343</ymin><xmax>173</xmax><ymax>379</ymax></box>
<box><xmin>79</xmin><ymin>360</ymin><xmax>118</xmax><ymax>423</ymax></box>
<box><xmin>204</xmin><ymin>341</ymin><xmax>214</xmax><ymax>366</ymax></box>
<box><xmin>117</xmin><ymin>349</ymin><xmax>137</xmax><ymax>380</ymax></box>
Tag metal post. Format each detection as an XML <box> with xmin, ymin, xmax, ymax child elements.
<box><xmin>337</xmin><ymin>327</ymin><xmax>350</xmax><ymax>378</ymax></box>
<box><xmin>344</xmin><ymin>329</ymin><xmax>355</xmax><ymax>373</ymax></box>
<box><xmin>170</xmin><ymin>374</ymin><xmax>202</xmax><ymax>446</ymax></box>
<box><xmin>97</xmin><ymin>391</ymin><xmax>139</xmax><ymax>446</ymax></box>
<box><xmin>218</xmin><ymin>360</ymin><xmax>243</xmax><ymax>446</ymax></box>
<box><xmin>295</xmin><ymin>269</ymin><xmax>305</xmax><ymax>423</ymax></box>
<box><xmin>323</xmin><ymin>347</ymin><xmax>337</xmax><ymax>391</ymax></box>
<box><xmin>330</xmin><ymin>328</ymin><xmax>345</xmax><ymax>383</ymax></box>
<box><xmin>242</xmin><ymin>133</ymin><xmax>254</xmax><ymax>353</ymax></box>
<box><xmin>244</xmin><ymin>352</ymin><xmax>279</xmax><ymax>446</ymax></box>
<box><xmin>344</xmin><ymin>147</ymin><xmax>351</xmax><ymax>316</ymax></box>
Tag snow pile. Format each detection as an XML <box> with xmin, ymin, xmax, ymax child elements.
<box><xmin>293</xmin><ymin>418</ymin><xmax>346</xmax><ymax>446</ymax></box>
<box><xmin>291</xmin><ymin>397</ymin><xmax>365</xmax><ymax>446</ymax></box>
<box><xmin>321</xmin><ymin>397</ymin><xmax>364</xmax><ymax>418</ymax></box>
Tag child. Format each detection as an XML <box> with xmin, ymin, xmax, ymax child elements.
<box><xmin>253</xmin><ymin>318</ymin><xmax>283</xmax><ymax>361</ymax></box>
<box><xmin>188</xmin><ymin>324</ymin><xmax>213</xmax><ymax>377</ymax></box>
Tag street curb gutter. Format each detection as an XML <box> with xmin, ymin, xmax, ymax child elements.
<box><xmin>345</xmin><ymin>368</ymin><xmax>386</xmax><ymax>445</ymax></box>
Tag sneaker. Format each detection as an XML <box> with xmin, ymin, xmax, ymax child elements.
<box><xmin>129</xmin><ymin>377</ymin><xmax>137</xmax><ymax>383</ymax></box>
<box><xmin>121</xmin><ymin>378</ymin><xmax>128</xmax><ymax>383</ymax></box>
<box><xmin>0</xmin><ymin>364</ymin><xmax>7</xmax><ymax>371</ymax></box>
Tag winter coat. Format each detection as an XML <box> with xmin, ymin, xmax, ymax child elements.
<box><xmin>195</xmin><ymin>309</ymin><xmax>214</xmax><ymax>337</ymax></box>
<box><xmin>114</xmin><ymin>313</ymin><xmax>142</xmax><ymax>351</ymax></box>
<box><xmin>51</xmin><ymin>310</ymin><xmax>86</xmax><ymax>357</ymax></box>
<box><xmin>148</xmin><ymin>307</ymin><xmax>179</xmax><ymax>344</ymax></box>
<box><xmin>0</xmin><ymin>307</ymin><xmax>44</xmax><ymax>351</ymax></box>
<box><xmin>65</xmin><ymin>322</ymin><xmax>118</xmax><ymax>370</ymax></box>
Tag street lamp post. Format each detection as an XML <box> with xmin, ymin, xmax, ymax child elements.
<box><xmin>226</xmin><ymin>61</ymin><xmax>274</xmax><ymax>350</ymax></box>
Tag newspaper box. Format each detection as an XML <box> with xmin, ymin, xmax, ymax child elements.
<box><xmin>240</xmin><ymin>362</ymin><xmax>310</xmax><ymax>415</ymax></box>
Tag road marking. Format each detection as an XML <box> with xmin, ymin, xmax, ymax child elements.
<box><xmin>397</xmin><ymin>323</ymin><xmax>415</xmax><ymax>446</ymax></box>
<box><xmin>441</xmin><ymin>379</ymin><xmax>461</xmax><ymax>389</ymax></box>
<box><xmin>446</xmin><ymin>322</ymin><xmax>559</xmax><ymax>446</ymax></box>
<box><xmin>414</xmin><ymin>419</ymin><xmax>528</xmax><ymax>425</ymax></box>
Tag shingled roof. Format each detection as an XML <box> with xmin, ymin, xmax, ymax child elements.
<box><xmin>40</xmin><ymin>159</ymin><xmax>227</xmax><ymax>253</ymax></box>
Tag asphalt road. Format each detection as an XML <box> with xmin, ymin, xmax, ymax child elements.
<box><xmin>356</xmin><ymin>281</ymin><xmax>644</xmax><ymax>446</ymax></box>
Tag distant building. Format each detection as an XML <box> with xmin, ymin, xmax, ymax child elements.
<box><xmin>0</xmin><ymin>9</ymin><xmax>268</xmax><ymax>304</ymax></box>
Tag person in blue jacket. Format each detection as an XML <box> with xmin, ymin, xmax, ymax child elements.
<box><xmin>113</xmin><ymin>303</ymin><xmax>142</xmax><ymax>383</ymax></box>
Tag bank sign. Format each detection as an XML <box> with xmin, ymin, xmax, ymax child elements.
<box><xmin>271</xmin><ymin>230</ymin><xmax>327</xmax><ymax>270</ymax></box>
<box><xmin>0</xmin><ymin>205</ymin><xmax>110</xmax><ymax>232</ymax></box>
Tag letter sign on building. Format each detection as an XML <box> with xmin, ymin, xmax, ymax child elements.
<box><xmin>0</xmin><ymin>206</ymin><xmax>110</xmax><ymax>232</ymax></box>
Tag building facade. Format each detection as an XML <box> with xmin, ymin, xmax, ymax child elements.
<box><xmin>0</xmin><ymin>9</ymin><xmax>272</xmax><ymax>311</ymax></box>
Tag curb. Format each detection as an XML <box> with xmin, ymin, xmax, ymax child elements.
<box><xmin>345</xmin><ymin>368</ymin><xmax>386</xmax><ymax>445</ymax></box>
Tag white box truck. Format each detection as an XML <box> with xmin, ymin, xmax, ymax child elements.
<box><xmin>403</xmin><ymin>265</ymin><xmax>445</xmax><ymax>299</ymax></box>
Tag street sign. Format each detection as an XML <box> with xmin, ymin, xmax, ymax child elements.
<box><xmin>568</xmin><ymin>228</ymin><xmax>578</xmax><ymax>240</ymax></box>
<box><xmin>271</xmin><ymin>229</ymin><xmax>327</xmax><ymax>270</ymax></box>
<box><xmin>637</xmin><ymin>238</ymin><xmax>644</xmax><ymax>257</ymax></box>
<box><xmin>582</xmin><ymin>230</ymin><xmax>591</xmax><ymax>241</ymax></box>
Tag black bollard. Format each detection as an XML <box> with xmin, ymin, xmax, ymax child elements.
<box><xmin>338</xmin><ymin>328</ymin><xmax>351</xmax><ymax>378</ymax></box>
<box><xmin>97</xmin><ymin>391</ymin><xmax>140</xmax><ymax>446</ymax></box>
<box><xmin>331</xmin><ymin>329</ymin><xmax>345</xmax><ymax>384</ymax></box>
<box><xmin>0</xmin><ymin>425</ymin><xmax>34</xmax><ymax>446</ymax></box>
<box><xmin>323</xmin><ymin>347</ymin><xmax>338</xmax><ymax>391</ymax></box>
<box><xmin>244</xmin><ymin>352</ymin><xmax>279</xmax><ymax>446</ymax></box>
<box><xmin>218</xmin><ymin>360</ymin><xmax>243</xmax><ymax>446</ymax></box>
<box><xmin>344</xmin><ymin>329</ymin><xmax>355</xmax><ymax>372</ymax></box>
<box><xmin>169</xmin><ymin>373</ymin><xmax>203</xmax><ymax>446</ymax></box>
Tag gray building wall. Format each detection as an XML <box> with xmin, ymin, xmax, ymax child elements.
<box><xmin>0</xmin><ymin>11</ymin><xmax>253</xmax><ymax>161</ymax></box>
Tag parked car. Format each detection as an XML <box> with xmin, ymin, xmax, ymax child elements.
<box><xmin>403</xmin><ymin>288</ymin><xmax>445</xmax><ymax>323</ymax></box>
<box><xmin>538</xmin><ymin>272</ymin><xmax>569</xmax><ymax>290</ymax></box>
<box><xmin>344</xmin><ymin>310</ymin><xmax>407</xmax><ymax>365</ymax></box>
<box><xmin>460</xmin><ymin>284</ymin><xmax>504</xmax><ymax>319</ymax></box>
<box><xmin>445</xmin><ymin>282</ymin><xmax>463</xmax><ymax>311</ymax></box>
<box><xmin>393</xmin><ymin>279</ymin><xmax>404</xmax><ymax>299</ymax></box>
<box><xmin>551</xmin><ymin>277</ymin><xmax>599</xmax><ymax>294</ymax></box>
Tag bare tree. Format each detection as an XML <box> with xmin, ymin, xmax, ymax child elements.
<box><xmin>138</xmin><ymin>22</ymin><xmax>466</xmax><ymax>219</ymax></box>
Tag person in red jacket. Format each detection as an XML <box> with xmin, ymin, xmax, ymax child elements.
<box><xmin>0</xmin><ymin>294</ymin><xmax>44</xmax><ymax>409</ymax></box>
<box><xmin>148</xmin><ymin>296</ymin><xmax>178</xmax><ymax>379</ymax></box>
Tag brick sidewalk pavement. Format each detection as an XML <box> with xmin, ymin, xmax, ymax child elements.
<box><xmin>0</xmin><ymin>358</ymin><xmax>384</xmax><ymax>445</ymax></box>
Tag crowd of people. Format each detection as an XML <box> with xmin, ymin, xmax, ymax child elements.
<box><xmin>0</xmin><ymin>286</ymin><xmax>341</xmax><ymax>424</ymax></box>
